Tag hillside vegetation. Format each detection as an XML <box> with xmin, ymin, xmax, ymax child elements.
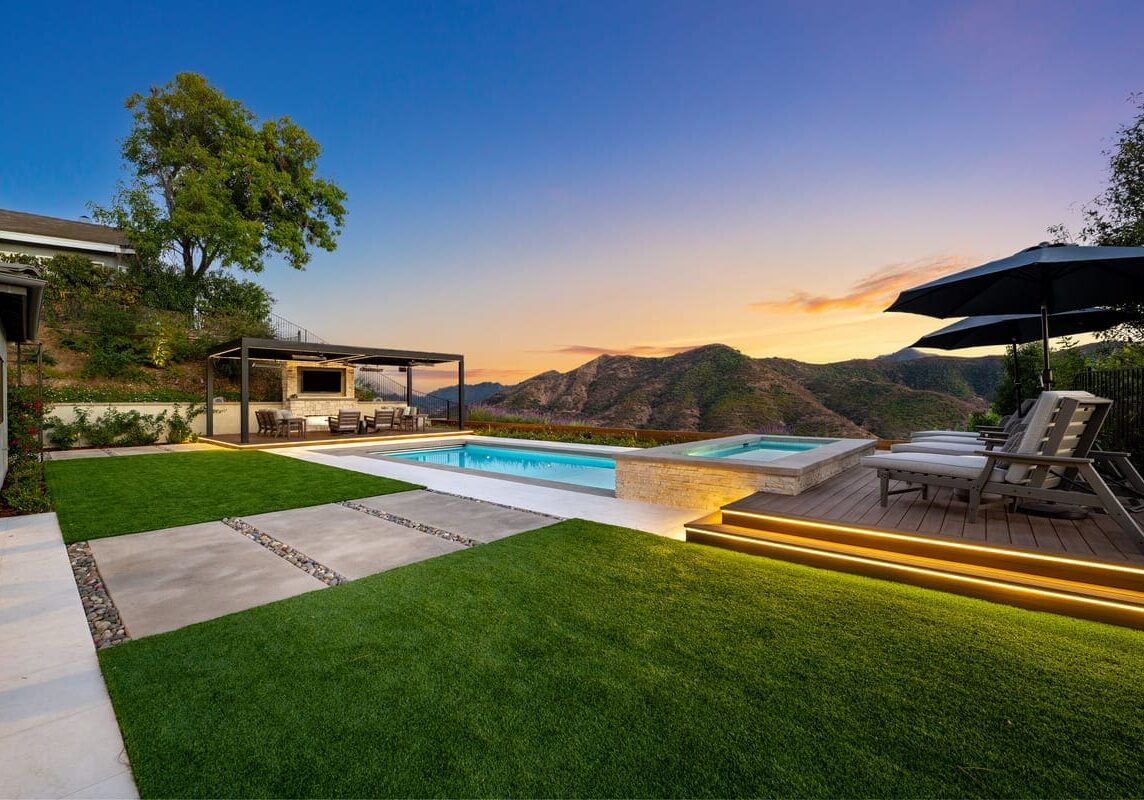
<box><xmin>487</xmin><ymin>344</ymin><xmax>1004</xmax><ymax>439</ymax></box>
<box><xmin>23</xmin><ymin>255</ymin><xmax>280</xmax><ymax>401</ymax></box>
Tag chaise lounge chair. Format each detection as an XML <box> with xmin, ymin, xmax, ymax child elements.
<box><xmin>861</xmin><ymin>391</ymin><xmax>1144</xmax><ymax>540</ymax></box>
<box><xmin>909</xmin><ymin>399</ymin><xmax>1035</xmax><ymax>442</ymax></box>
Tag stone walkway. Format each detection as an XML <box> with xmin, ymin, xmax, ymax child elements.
<box><xmin>0</xmin><ymin>514</ymin><xmax>137</xmax><ymax>799</ymax></box>
<box><xmin>82</xmin><ymin>490</ymin><xmax>555</xmax><ymax>642</ymax></box>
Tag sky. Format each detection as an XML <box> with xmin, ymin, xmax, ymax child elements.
<box><xmin>3</xmin><ymin>1</ymin><xmax>1144</xmax><ymax>388</ymax></box>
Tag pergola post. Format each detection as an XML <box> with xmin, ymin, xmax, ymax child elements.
<box><xmin>458</xmin><ymin>356</ymin><xmax>465</xmax><ymax>430</ymax></box>
<box><xmin>240</xmin><ymin>341</ymin><xmax>250</xmax><ymax>444</ymax></box>
<box><xmin>205</xmin><ymin>357</ymin><xmax>215</xmax><ymax>436</ymax></box>
<box><xmin>405</xmin><ymin>366</ymin><xmax>414</xmax><ymax>408</ymax></box>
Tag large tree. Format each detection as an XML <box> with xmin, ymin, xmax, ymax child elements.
<box><xmin>1050</xmin><ymin>95</ymin><xmax>1144</xmax><ymax>348</ymax></box>
<box><xmin>94</xmin><ymin>72</ymin><xmax>347</xmax><ymax>278</ymax></box>
<box><xmin>1077</xmin><ymin>95</ymin><xmax>1144</xmax><ymax>247</ymax></box>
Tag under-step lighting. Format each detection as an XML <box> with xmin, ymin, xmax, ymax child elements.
<box><xmin>720</xmin><ymin>510</ymin><xmax>1144</xmax><ymax>577</ymax></box>
<box><xmin>685</xmin><ymin>527</ymin><xmax>1144</xmax><ymax>618</ymax></box>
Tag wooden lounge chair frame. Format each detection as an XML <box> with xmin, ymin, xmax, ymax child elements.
<box><xmin>327</xmin><ymin>410</ymin><xmax>361</xmax><ymax>434</ymax></box>
<box><xmin>868</xmin><ymin>395</ymin><xmax>1143</xmax><ymax>541</ymax></box>
<box><xmin>255</xmin><ymin>409</ymin><xmax>276</xmax><ymax>436</ymax></box>
<box><xmin>366</xmin><ymin>408</ymin><xmax>398</xmax><ymax>432</ymax></box>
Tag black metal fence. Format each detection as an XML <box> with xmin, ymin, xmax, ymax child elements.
<box><xmin>355</xmin><ymin>370</ymin><xmax>458</xmax><ymax>421</ymax></box>
<box><xmin>267</xmin><ymin>312</ymin><xmax>325</xmax><ymax>343</ymax></box>
<box><xmin>1073</xmin><ymin>366</ymin><xmax>1144</xmax><ymax>458</ymax></box>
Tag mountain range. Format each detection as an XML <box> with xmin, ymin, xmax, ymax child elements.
<box><xmin>479</xmin><ymin>344</ymin><xmax>1005</xmax><ymax>439</ymax></box>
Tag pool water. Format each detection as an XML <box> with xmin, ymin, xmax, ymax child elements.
<box><xmin>686</xmin><ymin>438</ymin><xmax>827</xmax><ymax>463</ymax></box>
<box><xmin>383</xmin><ymin>444</ymin><xmax>616</xmax><ymax>490</ymax></box>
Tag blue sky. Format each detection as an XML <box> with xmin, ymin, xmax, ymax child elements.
<box><xmin>4</xmin><ymin>1</ymin><xmax>1144</xmax><ymax>385</ymax></box>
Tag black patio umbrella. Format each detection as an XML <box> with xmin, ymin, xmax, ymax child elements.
<box><xmin>887</xmin><ymin>242</ymin><xmax>1144</xmax><ymax>387</ymax></box>
<box><xmin>911</xmin><ymin>308</ymin><xmax>1137</xmax><ymax>411</ymax></box>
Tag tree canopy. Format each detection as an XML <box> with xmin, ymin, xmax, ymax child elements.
<box><xmin>1078</xmin><ymin>95</ymin><xmax>1144</xmax><ymax>247</ymax></box>
<box><xmin>1050</xmin><ymin>95</ymin><xmax>1144</xmax><ymax>351</ymax></box>
<box><xmin>94</xmin><ymin>72</ymin><xmax>347</xmax><ymax>278</ymax></box>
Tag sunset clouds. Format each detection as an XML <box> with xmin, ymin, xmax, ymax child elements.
<box><xmin>547</xmin><ymin>344</ymin><xmax>700</xmax><ymax>357</ymax></box>
<box><xmin>749</xmin><ymin>256</ymin><xmax>973</xmax><ymax>314</ymax></box>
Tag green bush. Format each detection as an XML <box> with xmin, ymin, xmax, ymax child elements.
<box><xmin>4</xmin><ymin>385</ymin><xmax>51</xmax><ymax>513</ymax></box>
<box><xmin>165</xmin><ymin>403</ymin><xmax>204</xmax><ymax>444</ymax></box>
<box><xmin>46</xmin><ymin>386</ymin><xmax>202</xmax><ymax>403</ymax></box>
<box><xmin>45</xmin><ymin>404</ymin><xmax>205</xmax><ymax>449</ymax></box>
<box><xmin>2</xmin><ymin>460</ymin><xmax>51</xmax><ymax>513</ymax></box>
<box><xmin>45</xmin><ymin>409</ymin><xmax>87</xmax><ymax>449</ymax></box>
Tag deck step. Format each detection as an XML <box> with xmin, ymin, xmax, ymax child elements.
<box><xmin>685</xmin><ymin>519</ymin><xmax>1144</xmax><ymax>630</ymax></box>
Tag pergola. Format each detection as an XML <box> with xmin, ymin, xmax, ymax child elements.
<box><xmin>206</xmin><ymin>337</ymin><xmax>465</xmax><ymax>443</ymax></box>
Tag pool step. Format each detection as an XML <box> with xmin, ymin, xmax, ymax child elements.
<box><xmin>684</xmin><ymin>513</ymin><xmax>1144</xmax><ymax>629</ymax></box>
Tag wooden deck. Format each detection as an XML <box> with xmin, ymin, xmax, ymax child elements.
<box><xmin>725</xmin><ymin>465</ymin><xmax>1144</xmax><ymax>565</ymax></box>
<box><xmin>200</xmin><ymin>427</ymin><xmax>470</xmax><ymax>449</ymax></box>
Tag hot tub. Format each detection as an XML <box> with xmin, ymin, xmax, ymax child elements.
<box><xmin>613</xmin><ymin>434</ymin><xmax>875</xmax><ymax>510</ymax></box>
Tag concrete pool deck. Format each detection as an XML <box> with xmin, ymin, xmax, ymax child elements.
<box><xmin>278</xmin><ymin>436</ymin><xmax>704</xmax><ymax>538</ymax></box>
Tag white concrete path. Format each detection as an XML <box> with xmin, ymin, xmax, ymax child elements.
<box><xmin>44</xmin><ymin>442</ymin><xmax>218</xmax><ymax>461</ymax></box>
<box><xmin>273</xmin><ymin>436</ymin><xmax>701</xmax><ymax>539</ymax></box>
<box><xmin>0</xmin><ymin>514</ymin><xmax>137</xmax><ymax>799</ymax></box>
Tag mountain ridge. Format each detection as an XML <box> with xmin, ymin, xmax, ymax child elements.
<box><xmin>485</xmin><ymin>344</ymin><xmax>1004</xmax><ymax>438</ymax></box>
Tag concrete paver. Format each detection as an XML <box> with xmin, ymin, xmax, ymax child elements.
<box><xmin>101</xmin><ymin>446</ymin><xmax>171</xmax><ymax>456</ymax></box>
<box><xmin>88</xmin><ymin>522</ymin><xmax>325</xmax><ymax>638</ymax></box>
<box><xmin>241</xmin><ymin>503</ymin><xmax>465</xmax><ymax>580</ymax></box>
<box><xmin>43</xmin><ymin>449</ymin><xmax>111</xmax><ymax>461</ymax></box>
<box><xmin>356</xmin><ymin>489</ymin><xmax>554</xmax><ymax>542</ymax></box>
<box><xmin>0</xmin><ymin>513</ymin><xmax>137</xmax><ymax>799</ymax></box>
<box><xmin>44</xmin><ymin>442</ymin><xmax>220</xmax><ymax>461</ymax></box>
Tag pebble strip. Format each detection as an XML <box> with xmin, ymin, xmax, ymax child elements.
<box><xmin>422</xmin><ymin>488</ymin><xmax>565</xmax><ymax>520</ymax></box>
<box><xmin>339</xmin><ymin>500</ymin><xmax>483</xmax><ymax>548</ymax></box>
<box><xmin>222</xmin><ymin>518</ymin><xmax>349</xmax><ymax>586</ymax></box>
<box><xmin>67</xmin><ymin>542</ymin><xmax>130</xmax><ymax>649</ymax></box>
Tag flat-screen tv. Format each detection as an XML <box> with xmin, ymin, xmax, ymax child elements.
<box><xmin>300</xmin><ymin>368</ymin><xmax>344</xmax><ymax>394</ymax></box>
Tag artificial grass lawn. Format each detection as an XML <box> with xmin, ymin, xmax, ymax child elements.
<box><xmin>100</xmin><ymin>521</ymin><xmax>1143</xmax><ymax>798</ymax></box>
<box><xmin>45</xmin><ymin>450</ymin><xmax>418</xmax><ymax>542</ymax></box>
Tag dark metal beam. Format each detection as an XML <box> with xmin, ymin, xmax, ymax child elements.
<box><xmin>240</xmin><ymin>342</ymin><xmax>250</xmax><ymax>444</ymax></box>
<box><xmin>458</xmin><ymin>357</ymin><xmax>465</xmax><ymax>430</ymax></box>
<box><xmin>405</xmin><ymin>367</ymin><xmax>414</xmax><ymax>407</ymax></box>
<box><xmin>205</xmin><ymin>357</ymin><xmax>215</xmax><ymax>436</ymax></box>
<box><xmin>206</xmin><ymin>336</ymin><xmax>462</xmax><ymax>365</ymax></box>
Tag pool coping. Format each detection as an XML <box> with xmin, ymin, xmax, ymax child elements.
<box><xmin>612</xmin><ymin>434</ymin><xmax>876</xmax><ymax>476</ymax></box>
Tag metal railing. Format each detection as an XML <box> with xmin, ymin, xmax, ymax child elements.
<box><xmin>267</xmin><ymin>312</ymin><xmax>326</xmax><ymax>343</ymax></box>
<box><xmin>355</xmin><ymin>370</ymin><xmax>457</xmax><ymax>421</ymax></box>
<box><xmin>1074</xmin><ymin>366</ymin><xmax>1144</xmax><ymax>458</ymax></box>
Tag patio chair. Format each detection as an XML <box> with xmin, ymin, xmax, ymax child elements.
<box><xmin>861</xmin><ymin>391</ymin><xmax>1144</xmax><ymax>541</ymax></box>
<box><xmin>327</xmin><ymin>409</ymin><xmax>361</xmax><ymax>434</ymax></box>
<box><xmin>366</xmin><ymin>408</ymin><xmax>398</xmax><ymax>432</ymax></box>
<box><xmin>255</xmin><ymin>410</ymin><xmax>276</xmax><ymax>436</ymax></box>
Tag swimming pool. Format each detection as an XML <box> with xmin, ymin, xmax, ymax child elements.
<box><xmin>685</xmin><ymin>438</ymin><xmax>825</xmax><ymax>462</ymax></box>
<box><xmin>383</xmin><ymin>444</ymin><xmax>616</xmax><ymax>490</ymax></box>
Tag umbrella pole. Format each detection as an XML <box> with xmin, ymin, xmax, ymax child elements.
<box><xmin>1040</xmin><ymin>303</ymin><xmax>1052</xmax><ymax>389</ymax></box>
<box><xmin>1011</xmin><ymin>342</ymin><xmax>1022</xmax><ymax>413</ymax></box>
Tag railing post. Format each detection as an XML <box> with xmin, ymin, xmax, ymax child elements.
<box><xmin>458</xmin><ymin>357</ymin><xmax>465</xmax><ymax>431</ymax></box>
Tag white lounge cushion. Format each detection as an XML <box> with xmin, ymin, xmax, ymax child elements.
<box><xmin>911</xmin><ymin>430</ymin><xmax>980</xmax><ymax>439</ymax></box>
<box><xmin>891</xmin><ymin>440</ymin><xmax>983</xmax><ymax>455</ymax></box>
<box><xmin>862</xmin><ymin>452</ymin><xmax>1007</xmax><ymax>482</ymax></box>
<box><xmin>909</xmin><ymin>435</ymin><xmax>989</xmax><ymax>444</ymax></box>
